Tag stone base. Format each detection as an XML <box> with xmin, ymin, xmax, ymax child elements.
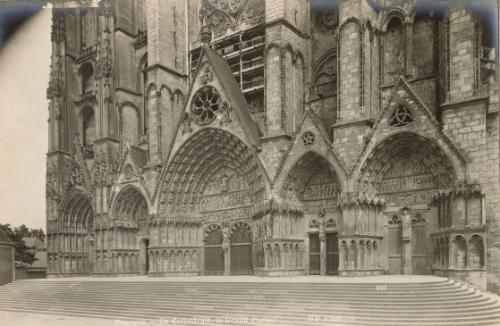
<box><xmin>338</xmin><ymin>269</ymin><xmax>384</xmax><ymax>277</ymax></box>
<box><xmin>90</xmin><ymin>272</ymin><xmax>142</xmax><ymax>277</ymax></box>
<box><xmin>433</xmin><ymin>268</ymin><xmax>487</xmax><ymax>291</ymax></box>
<box><xmin>149</xmin><ymin>271</ymin><xmax>202</xmax><ymax>277</ymax></box>
<box><xmin>47</xmin><ymin>272</ymin><xmax>91</xmax><ymax>278</ymax></box>
<box><xmin>254</xmin><ymin>268</ymin><xmax>305</xmax><ymax>277</ymax></box>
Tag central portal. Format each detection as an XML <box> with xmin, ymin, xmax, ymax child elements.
<box><xmin>308</xmin><ymin>232</ymin><xmax>339</xmax><ymax>275</ymax></box>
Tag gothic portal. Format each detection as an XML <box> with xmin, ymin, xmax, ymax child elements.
<box><xmin>45</xmin><ymin>0</ymin><xmax>500</xmax><ymax>293</ymax></box>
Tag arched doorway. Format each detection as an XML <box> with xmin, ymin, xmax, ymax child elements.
<box><xmin>230</xmin><ymin>222</ymin><xmax>253</xmax><ymax>275</ymax></box>
<box><xmin>111</xmin><ymin>186</ymin><xmax>149</xmax><ymax>275</ymax></box>
<box><xmin>159</xmin><ymin>128</ymin><xmax>266</xmax><ymax>275</ymax></box>
<box><xmin>358</xmin><ymin>132</ymin><xmax>457</xmax><ymax>275</ymax></box>
<box><xmin>58</xmin><ymin>190</ymin><xmax>94</xmax><ymax>275</ymax></box>
<box><xmin>282</xmin><ymin>152</ymin><xmax>341</xmax><ymax>275</ymax></box>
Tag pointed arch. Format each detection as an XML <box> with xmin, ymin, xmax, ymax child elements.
<box><xmin>110</xmin><ymin>184</ymin><xmax>151</xmax><ymax>231</ymax></box>
<box><xmin>281</xmin><ymin>151</ymin><xmax>342</xmax><ymax>212</ymax></box>
<box><xmin>57</xmin><ymin>189</ymin><xmax>94</xmax><ymax>274</ymax></box>
<box><xmin>118</xmin><ymin>101</ymin><xmax>141</xmax><ymax>146</ymax></box>
<box><xmin>355</xmin><ymin>131</ymin><xmax>461</xmax><ymax>207</ymax></box>
<box><xmin>157</xmin><ymin>128</ymin><xmax>269</xmax><ymax>216</ymax></box>
<box><xmin>311</xmin><ymin>48</ymin><xmax>337</xmax><ymax>82</ymax></box>
<box><xmin>380</xmin><ymin>7</ymin><xmax>409</xmax><ymax>32</ymax></box>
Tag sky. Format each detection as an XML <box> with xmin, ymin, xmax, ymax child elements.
<box><xmin>0</xmin><ymin>8</ymin><xmax>51</xmax><ymax>230</ymax></box>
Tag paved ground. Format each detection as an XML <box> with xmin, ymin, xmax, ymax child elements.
<box><xmin>21</xmin><ymin>274</ymin><xmax>446</xmax><ymax>283</ymax></box>
<box><xmin>0</xmin><ymin>311</ymin><xmax>117</xmax><ymax>326</ymax></box>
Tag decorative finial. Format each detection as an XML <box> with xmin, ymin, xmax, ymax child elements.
<box><xmin>200</xmin><ymin>25</ymin><xmax>212</xmax><ymax>44</ymax></box>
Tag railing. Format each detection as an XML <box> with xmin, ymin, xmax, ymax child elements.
<box><xmin>241</xmin><ymin>36</ymin><xmax>264</xmax><ymax>51</ymax></box>
<box><xmin>76</xmin><ymin>45</ymin><xmax>97</xmax><ymax>63</ymax></box>
<box><xmin>242</xmin><ymin>57</ymin><xmax>264</xmax><ymax>70</ymax></box>
<box><xmin>310</xmin><ymin>80</ymin><xmax>336</xmax><ymax>97</ymax></box>
<box><xmin>242</xmin><ymin>78</ymin><xmax>264</xmax><ymax>91</ymax></box>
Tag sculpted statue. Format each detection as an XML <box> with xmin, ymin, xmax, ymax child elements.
<box><xmin>401</xmin><ymin>207</ymin><xmax>411</xmax><ymax>240</ymax></box>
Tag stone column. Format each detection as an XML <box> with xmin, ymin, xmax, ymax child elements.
<box><xmin>401</xmin><ymin>208</ymin><xmax>412</xmax><ymax>275</ymax></box>
<box><xmin>304</xmin><ymin>235</ymin><xmax>310</xmax><ymax>275</ymax></box>
<box><xmin>222</xmin><ymin>224</ymin><xmax>231</xmax><ymax>275</ymax></box>
<box><xmin>319</xmin><ymin>228</ymin><xmax>326</xmax><ymax>276</ymax></box>
<box><xmin>139</xmin><ymin>239</ymin><xmax>147</xmax><ymax>275</ymax></box>
<box><xmin>200</xmin><ymin>241</ymin><xmax>205</xmax><ymax>275</ymax></box>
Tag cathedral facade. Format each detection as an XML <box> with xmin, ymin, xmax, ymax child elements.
<box><xmin>45</xmin><ymin>0</ymin><xmax>500</xmax><ymax>293</ymax></box>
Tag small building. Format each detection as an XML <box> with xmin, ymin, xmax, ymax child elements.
<box><xmin>0</xmin><ymin>228</ymin><xmax>15</xmax><ymax>285</ymax></box>
<box><xmin>16</xmin><ymin>237</ymin><xmax>47</xmax><ymax>280</ymax></box>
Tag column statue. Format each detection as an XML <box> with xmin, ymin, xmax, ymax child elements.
<box><xmin>401</xmin><ymin>207</ymin><xmax>412</xmax><ymax>275</ymax></box>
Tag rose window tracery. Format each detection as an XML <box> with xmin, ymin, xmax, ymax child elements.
<box><xmin>123</xmin><ymin>164</ymin><xmax>134</xmax><ymax>179</ymax></box>
<box><xmin>302</xmin><ymin>131</ymin><xmax>316</xmax><ymax>147</ymax></box>
<box><xmin>390</xmin><ymin>105</ymin><xmax>414</xmax><ymax>127</ymax></box>
<box><xmin>191</xmin><ymin>86</ymin><xmax>222</xmax><ymax>125</ymax></box>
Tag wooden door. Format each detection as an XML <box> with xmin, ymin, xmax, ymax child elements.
<box><xmin>387</xmin><ymin>221</ymin><xmax>402</xmax><ymax>274</ymax></box>
<box><xmin>230</xmin><ymin>224</ymin><xmax>253</xmax><ymax>275</ymax></box>
<box><xmin>412</xmin><ymin>221</ymin><xmax>428</xmax><ymax>274</ymax></box>
<box><xmin>326</xmin><ymin>232</ymin><xmax>339</xmax><ymax>275</ymax></box>
<box><xmin>205</xmin><ymin>226</ymin><xmax>224</xmax><ymax>275</ymax></box>
<box><xmin>309</xmin><ymin>233</ymin><xmax>320</xmax><ymax>275</ymax></box>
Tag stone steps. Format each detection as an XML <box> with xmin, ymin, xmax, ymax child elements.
<box><xmin>0</xmin><ymin>296</ymin><xmax>498</xmax><ymax>317</ymax></box>
<box><xmin>0</xmin><ymin>277</ymin><xmax>499</xmax><ymax>325</ymax></box>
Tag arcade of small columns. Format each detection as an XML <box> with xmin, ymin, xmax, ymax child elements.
<box><xmin>431</xmin><ymin>187</ymin><xmax>486</xmax><ymax>272</ymax></box>
<box><xmin>48</xmin><ymin>186</ymin><xmax>487</xmax><ymax>276</ymax></box>
<box><xmin>337</xmin><ymin>198</ymin><xmax>385</xmax><ymax>276</ymax></box>
<box><xmin>252</xmin><ymin>204</ymin><xmax>306</xmax><ymax>276</ymax></box>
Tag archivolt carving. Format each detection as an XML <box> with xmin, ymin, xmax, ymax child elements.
<box><xmin>159</xmin><ymin>129</ymin><xmax>266</xmax><ymax>218</ymax></box>
<box><xmin>357</xmin><ymin>132</ymin><xmax>457</xmax><ymax>201</ymax></box>
<box><xmin>282</xmin><ymin>152</ymin><xmax>340</xmax><ymax>210</ymax></box>
<box><xmin>111</xmin><ymin>186</ymin><xmax>149</xmax><ymax>231</ymax></box>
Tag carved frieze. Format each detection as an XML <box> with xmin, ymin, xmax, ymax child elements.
<box><xmin>313</xmin><ymin>12</ymin><xmax>338</xmax><ymax>34</ymax></box>
<box><xmin>380</xmin><ymin>156</ymin><xmax>438</xmax><ymax>206</ymax></box>
<box><xmin>199</xmin><ymin>168</ymin><xmax>251</xmax><ymax>212</ymax></box>
<box><xmin>199</xmin><ymin>0</ymin><xmax>265</xmax><ymax>41</ymax></box>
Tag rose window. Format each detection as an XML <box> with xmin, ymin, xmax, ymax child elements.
<box><xmin>302</xmin><ymin>131</ymin><xmax>315</xmax><ymax>147</ymax></box>
<box><xmin>191</xmin><ymin>86</ymin><xmax>222</xmax><ymax>125</ymax></box>
<box><xmin>390</xmin><ymin>105</ymin><xmax>414</xmax><ymax>127</ymax></box>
